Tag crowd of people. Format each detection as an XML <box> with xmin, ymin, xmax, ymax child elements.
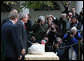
<box><xmin>1</xmin><ymin>3</ymin><xmax>83</xmax><ymax>60</ymax></box>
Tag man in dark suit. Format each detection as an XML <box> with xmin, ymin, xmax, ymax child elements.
<box><xmin>16</xmin><ymin>13</ymin><xmax>32</xmax><ymax>59</ymax></box>
<box><xmin>1</xmin><ymin>11</ymin><xmax>23</xmax><ymax>60</ymax></box>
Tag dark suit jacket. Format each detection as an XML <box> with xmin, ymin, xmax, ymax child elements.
<box><xmin>1</xmin><ymin>21</ymin><xmax>22</xmax><ymax>59</ymax></box>
<box><xmin>16</xmin><ymin>20</ymin><xmax>32</xmax><ymax>51</ymax></box>
<box><xmin>1</xmin><ymin>17</ymin><xmax>9</xmax><ymax>25</ymax></box>
<box><xmin>25</xmin><ymin>20</ymin><xmax>33</xmax><ymax>40</ymax></box>
<box><xmin>25</xmin><ymin>19</ymin><xmax>33</xmax><ymax>32</ymax></box>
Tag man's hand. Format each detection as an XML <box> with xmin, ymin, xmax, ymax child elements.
<box><xmin>21</xmin><ymin>49</ymin><xmax>25</xmax><ymax>55</ymax></box>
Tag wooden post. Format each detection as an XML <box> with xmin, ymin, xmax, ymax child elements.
<box><xmin>78</xmin><ymin>40</ymin><xmax>80</xmax><ymax>60</ymax></box>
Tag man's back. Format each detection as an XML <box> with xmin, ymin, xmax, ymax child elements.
<box><xmin>1</xmin><ymin>21</ymin><xmax>22</xmax><ymax>59</ymax></box>
<box><xmin>16</xmin><ymin>20</ymin><xmax>27</xmax><ymax>49</ymax></box>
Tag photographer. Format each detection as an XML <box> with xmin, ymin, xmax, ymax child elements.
<box><xmin>63</xmin><ymin>27</ymin><xmax>82</xmax><ymax>60</ymax></box>
<box><xmin>46</xmin><ymin>24</ymin><xmax>61</xmax><ymax>46</ymax></box>
<box><xmin>52</xmin><ymin>37</ymin><xmax>66</xmax><ymax>60</ymax></box>
<box><xmin>45</xmin><ymin>24</ymin><xmax>61</xmax><ymax>52</ymax></box>
<box><xmin>33</xmin><ymin>16</ymin><xmax>48</xmax><ymax>41</ymax></box>
<box><xmin>46</xmin><ymin>15</ymin><xmax>61</xmax><ymax>32</ymax></box>
<box><xmin>70</xmin><ymin>16</ymin><xmax>82</xmax><ymax>31</ymax></box>
<box><xmin>59</xmin><ymin>13</ymin><xmax>68</xmax><ymax>37</ymax></box>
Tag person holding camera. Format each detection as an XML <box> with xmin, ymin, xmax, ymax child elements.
<box><xmin>63</xmin><ymin>27</ymin><xmax>82</xmax><ymax>60</ymax></box>
<box><xmin>46</xmin><ymin>24</ymin><xmax>61</xmax><ymax>46</ymax></box>
<box><xmin>45</xmin><ymin>24</ymin><xmax>61</xmax><ymax>52</ymax></box>
<box><xmin>33</xmin><ymin>16</ymin><xmax>48</xmax><ymax>41</ymax></box>
<box><xmin>46</xmin><ymin>14</ymin><xmax>61</xmax><ymax>32</ymax></box>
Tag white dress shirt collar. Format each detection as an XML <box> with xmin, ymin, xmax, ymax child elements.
<box><xmin>20</xmin><ymin>20</ymin><xmax>24</xmax><ymax>25</ymax></box>
<box><xmin>9</xmin><ymin>20</ymin><xmax>14</xmax><ymax>24</ymax></box>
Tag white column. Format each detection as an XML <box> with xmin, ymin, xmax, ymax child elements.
<box><xmin>76</xmin><ymin>1</ymin><xmax>83</xmax><ymax>14</ymax></box>
<box><xmin>21</xmin><ymin>8</ymin><xmax>29</xmax><ymax>14</ymax></box>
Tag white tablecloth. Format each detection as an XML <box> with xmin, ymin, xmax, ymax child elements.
<box><xmin>25</xmin><ymin>52</ymin><xmax>59</xmax><ymax>60</ymax></box>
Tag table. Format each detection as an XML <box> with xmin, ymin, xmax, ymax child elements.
<box><xmin>25</xmin><ymin>52</ymin><xmax>59</xmax><ymax>60</ymax></box>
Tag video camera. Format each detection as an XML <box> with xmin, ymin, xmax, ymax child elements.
<box><xmin>51</xmin><ymin>26</ymin><xmax>55</xmax><ymax>30</ymax></box>
<box><xmin>67</xmin><ymin>30</ymin><xmax>73</xmax><ymax>35</ymax></box>
<box><xmin>51</xmin><ymin>25</ymin><xmax>56</xmax><ymax>31</ymax></box>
